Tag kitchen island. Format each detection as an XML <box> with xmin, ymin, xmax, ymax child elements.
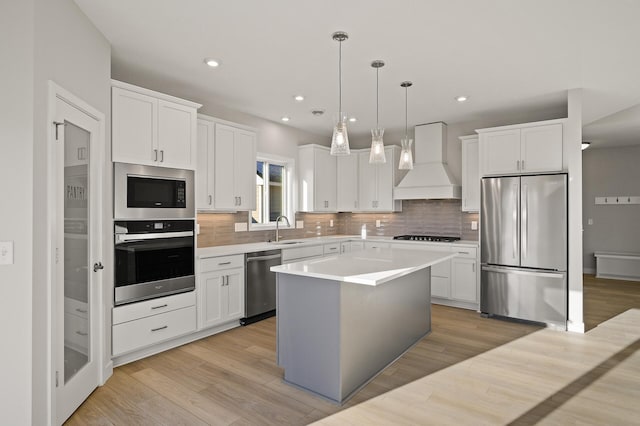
<box><xmin>271</xmin><ymin>247</ymin><xmax>456</xmax><ymax>403</ymax></box>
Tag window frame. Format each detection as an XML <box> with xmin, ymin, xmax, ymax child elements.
<box><xmin>249</xmin><ymin>153</ymin><xmax>296</xmax><ymax>231</ymax></box>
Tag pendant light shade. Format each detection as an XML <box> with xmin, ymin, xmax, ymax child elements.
<box><xmin>399</xmin><ymin>81</ymin><xmax>414</xmax><ymax>170</ymax></box>
<box><xmin>369</xmin><ymin>60</ymin><xmax>386</xmax><ymax>163</ymax></box>
<box><xmin>330</xmin><ymin>31</ymin><xmax>350</xmax><ymax>156</ymax></box>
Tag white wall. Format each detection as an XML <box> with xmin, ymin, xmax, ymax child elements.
<box><xmin>583</xmin><ymin>146</ymin><xmax>640</xmax><ymax>270</ymax></box>
<box><xmin>0</xmin><ymin>1</ymin><xmax>34</xmax><ymax>423</ymax></box>
<box><xmin>32</xmin><ymin>0</ymin><xmax>111</xmax><ymax>423</ymax></box>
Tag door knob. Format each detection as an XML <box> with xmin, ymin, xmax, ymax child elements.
<box><xmin>93</xmin><ymin>262</ymin><xmax>104</xmax><ymax>272</ymax></box>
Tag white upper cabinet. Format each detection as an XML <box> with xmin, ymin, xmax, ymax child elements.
<box><xmin>357</xmin><ymin>146</ymin><xmax>402</xmax><ymax>212</ymax></box>
<box><xmin>337</xmin><ymin>154</ymin><xmax>359</xmax><ymax>211</ymax></box>
<box><xmin>460</xmin><ymin>135</ymin><xmax>479</xmax><ymax>212</ymax></box>
<box><xmin>298</xmin><ymin>145</ymin><xmax>337</xmax><ymax>212</ymax></box>
<box><xmin>111</xmin><ymin>80</ymin><xmax>200</xmax><ymax>169</ymax></box>
<box><xmin>197</xmin><ymin>116</ymin><xmax>257</xmax><ymax>211</ymax></box>
<box><xmin>520</xmin><ymin>124</ymin><xmax>563</xmax><ymax>172</ymax></box>
<box><xmin>478</xmin><ymin>121</ymin><xmax>564</xmax><ymax>176</ymax></box>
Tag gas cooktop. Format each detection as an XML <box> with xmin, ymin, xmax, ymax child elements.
<box><xmin>393</xmin><ymin>235</ymin><xmax>461</xmax><ymax>243</ymax></box>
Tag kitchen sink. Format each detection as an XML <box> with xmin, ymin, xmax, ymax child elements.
<box><xmin>273</xmin><ymin>240</ymin><xmax>303</xmax><ymax>245</ymax></box>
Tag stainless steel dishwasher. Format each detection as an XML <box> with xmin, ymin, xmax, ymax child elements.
<box><xmin>240</xmin><ymin>249</ymin><xmax>282</xmax><ymax>325</ymax></box>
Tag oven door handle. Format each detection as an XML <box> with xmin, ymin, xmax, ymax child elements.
<box><xmin>115</xmin><ymin>231</ymin><xmax>194</xmax><ymax>244</ymax></box>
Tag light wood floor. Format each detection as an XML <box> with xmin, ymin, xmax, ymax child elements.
<box><xmin>66</xmin><ymin>276</ymin><xmax>640</xmax><ymax>425</ymax></box>
<box><xmin>583</xmin><ymin>274</ymin><xmax>640</xmax><ymax>331</ymax></box>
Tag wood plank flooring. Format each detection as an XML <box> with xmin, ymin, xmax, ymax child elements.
<box><xmin>583</xmin><ymin>274</ymin><xmax>640</xmax><ymax>331</ymax></box>
<box><xmin>66</xmin><ymin>276</ymin><xmax>640</xmax><ymax>425</ymax></box>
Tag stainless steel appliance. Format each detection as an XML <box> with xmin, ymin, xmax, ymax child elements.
<box><xmin>114</xmin><ymin>162</ymin><xmax>194</xmax><ymax>219</ymax></box>
<box><xmin>393</xmin><ymin>235</ymin><xmax>461</xmax><ymax>242</ymax></box>
<box><xmin>240</xmin><ymin>249</ymin><xmax>282</xmax><ymax>325</ymax></box>
<box><xmin>114</xmin><ymin>220</ymin><xmax>195</xmax><ymax>305</ymax></box>
<box><xmin>480</xmin><ymin>173</ymin><xmax>568</xmax><ymax>328</ymax></box>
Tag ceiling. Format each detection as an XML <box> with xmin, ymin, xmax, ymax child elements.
<box><xmin>74</xmin><ymin>0</ymin><xmax>640</xmax><ymax>143</ymax></box>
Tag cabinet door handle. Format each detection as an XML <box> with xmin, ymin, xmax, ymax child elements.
<box><xmin>151</xmin><ymin>304</ymin><xmax>168</xmax><ymax>310</ymax></box>
<box><xmin>151</xmin><ymin>325</ymin><xmax>168</xmax><ymax>332</ymax></box>
<box><xmin>154</xmin><ymin>149</ymin><xmax>158</xmax><ymax>161</ymax></box>
<box><xmin>160</xmin><ymin>150</ymin><xmax>165</xmax><ymax>162</ymax></box>
<box><xmin>239</xmin><ymin>196</ymin><xmax>242</xmax><ymax>206</ymax></box>
<box><xmin>75</xmin><ymin>331</ymin><xmax>88</xmax><ymax>337</ymax></box>
<box><xmin>522</xmin><ymin>160</ymin><xmax>525</xmax><ymax>170</ymax></box>
<box><xmin>472</xmin><ymin>263</ymin><xmax>476</xmax><ymax>272</ymax></box>
<box><xmin>75</xmin><ymin>308</ymin><xmax>87</xmax><ymax>314</ymax></box>
<box><xmin>516</xmin><ymin>160</ymin><xmax>520</xmax><ymax>170</ymax></box>
<box><xmin>218</xmin><ymin>261</ymin><xmax>231</xmax><ymax>266</ymax></box>
<box><xmin>208</xmin><ymin>195</ymin><xmax>212</xmax><ymax>205</ymax></box>
<box><xmin>458</xmin><ymin>251</ymin><xmax>469</xmax><ymax>255</ymax></box>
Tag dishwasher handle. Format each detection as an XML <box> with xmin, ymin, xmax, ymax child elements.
<box><xmin>246</xmin><ymin>254</ymin><xmax>282</xmax><ymax>262</ymax></box>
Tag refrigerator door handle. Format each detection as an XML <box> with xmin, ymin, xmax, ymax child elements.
<box><xmin>522</xmin><ymin>184</ymin><xmax>528</xmax><ymax>260</ymax></box>
<box><xmin>513</xmin><ymin>184</ymin><xmax>518</xmax><ymax>261</ymax></box>
<box><xmin>481</xmin><ymin>265</ymin><xmax>564</xmax><ymax>279</ymax></box>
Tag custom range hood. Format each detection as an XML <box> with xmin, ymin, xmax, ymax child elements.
<box><xmin>394</xmin><ymin>121</ymin><xmax>461</xmax><ymax>200</ymax></box>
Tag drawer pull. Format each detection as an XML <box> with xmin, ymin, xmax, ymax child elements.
<box><xmin>75</xmin><ymin>331</ymin><xmax>88</xmax><ymax>336</ymax></box>
<box><xmin>328</xmin><ymin>247</ymin><xmax>337</xmax><ymax>250</ymax></box>
<box><xmin>151</xmin><ymin>304</ymin><xmax>168</xmax><ymax>310</ymax></box>
<box><xmin>458</xmin><ymin>251</ymin><xmax>470</xmax><ymax>255</ymax></box>
<box><xmin>218</xmin><ymin>261</ymin><xmax>232</xmax><ymax>265</ymax></box>
<box><xmin>75</xmin><ymin>308</ymin><xmax>87</xmax><ymax>314</ymax></box>
<box><xmin>151</xmin><ymin>325</ymin><xmax>168</xmax><ymax>332</ymax></box>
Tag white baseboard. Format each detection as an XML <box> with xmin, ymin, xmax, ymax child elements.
<box><xmin>567</xmin><ymin>321</ymin><xmax>585</xmax><ymax>333</ymax></box>
<box><xmin>101</xmin><ymin>360</ymin><xmax>113</xmax><ymax>386</ymax></box>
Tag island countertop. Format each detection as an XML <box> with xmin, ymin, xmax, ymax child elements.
<box><xmin>271</xmin><ymin>247</ymin><xmax>456</xmax><ymax>286</ymax></box>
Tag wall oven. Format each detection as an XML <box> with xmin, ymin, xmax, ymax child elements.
<box><xmin>114</xmin><ymin>162</ymin><xmax>194</xmax><ymax>220</ymax></box>
<box><xmin>114</xmin><ymin>220</ymin><xmax>195</xmax><ymax>306</ymax></box>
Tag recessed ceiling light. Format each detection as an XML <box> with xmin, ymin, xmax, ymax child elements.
<box><xmin>349</xmin><ymin>117</ymin><xmax>357</xmax><ymax>122</ymax></box>
<box><xmin>281</xmin><ymin>116</ymin><xmax>290</xmax><ymax>122</ymax></box>
<box><xmin>455</xmin><ymin>95</ymin><xmax>468</xmax><ymax>102</ymax></box>
<box><xmin>294</xmin><ymin>95</ymin><xmax>305</xmax><ymax>102</ymax></box>
<box><xmin>204</xmin><ymin>58</ymin><xmax>221</xmax><ymax>68</ymax></box>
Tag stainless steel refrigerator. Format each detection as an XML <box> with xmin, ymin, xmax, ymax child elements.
<box><xmin>480</xmin><ymin>173</ymin><xmax>567</xmax><ymax>329</ymax></box>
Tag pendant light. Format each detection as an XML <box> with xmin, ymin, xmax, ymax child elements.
<box><xmin>369</xmin><ymin>60</ymin><xmax>386</xmax><ymax>163</ymax></box>
<box><xmin>330</xmin><ymin>31</ymin><xmax>350</xmax><ymax>156</ymax></box>
<box><xmin>399</xmin><ymin>81</ymin><xmax>414</xmax><ymax>170</ymax></box>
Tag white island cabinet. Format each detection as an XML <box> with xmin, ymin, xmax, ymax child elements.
<box><xmin>111</xmin><ymin>80</ymin><xmax>201</xmax><ymax>169</ymax></box>
<box><xmin>273</xmin><ymin>248</ymin><xmax>455</xmax><ymax>403</ymax></box>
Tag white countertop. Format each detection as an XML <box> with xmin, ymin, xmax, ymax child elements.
<box><xmin>271</xmin><ymin>248</ymin><xmax>457</xmax><ymax>286</ymax></box>
<box><xmin>197</xmin><ymin>235</ymin><xmax>478</xmax><ymax>258</ymax></box>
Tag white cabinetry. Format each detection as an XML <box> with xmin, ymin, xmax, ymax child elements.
<box><xmin>460</xmin><ymin>135</ymin><xmax>479</xmax><ymax>212</ymax></box>
<box><xmin>111</xmin><ymin>80</ymin><xmax>200</xmax><ymax>169</ymax></box>
<box><xmin>198</xmin><ymin>254</ymin><xmax>245</xmax><ymax>330</ymax></box>
<box><xmin>298</xmin><ymin>145</ymin><xmax>337</xmax><ymax>212</ymax></box>
<box><xmin>112</xmin><ymin>291</ymin><xmax>196</xmax><ymax>356</ymax></box>
<box><xmin>337</xmin><ymin>154</ymin><xmax>359</xmax><ymax>211</ymax></box>
<box><xmin>478</xmin><ymin>121</ymin><xmax>563</xmax><ymax>176</ymax></box>
<box><xmin>450</xmin><ymin>247</ymin><xmax>478</xmax><ymax>304</ymax></box>
<box><xmin>364</xmin><ymin>240</ymin><xmax>390</xmax><ymax>249</ymax></box>
<box><xmin>323</xmin><ymin>242</ymin><xmax>340</xmax><ymax>256</ymax></box>
<box><xmin>358</xmin><ymin>146</ymin><xmax>402</xmax><ymax>212</ymax></box>
<box><xmin>196</xmin><ymin>116</ymin><xmax>257</xmax><ymax>211</ymax></box>
<box><xmin>391</xmin><ymin>242</ymin><xmax>479</xmax><ymax>310</ymax></box>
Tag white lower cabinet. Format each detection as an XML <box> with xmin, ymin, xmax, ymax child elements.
<box><xmin>323</xmin><ymin>242</ymin><xmax>340</xmax><ymax>256</ymax></box>
<box><xmin>198</xmin><ymin>254</ymin><xmax>245</xmax><ymax>330</ymax></box>
<box><xmin>112</xmin><ymin>291</ymin><xmax>197</xmax><ymax>356</ymax></box>
<box><xmin>364</xmin><ymin>241</ymin><xmax>390</xmax><ymax>249</ymax></box>
<box><xmin>451</xmin><ymin>258</ymin><xmax>477</xmax><ymax>302</ymax></box>
<box><xmin>391</xmin><ymin>242</ymin><xmax>479</xmax><ymax>309</ymax></box>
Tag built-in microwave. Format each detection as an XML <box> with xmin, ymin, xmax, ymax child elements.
<box><xmin>114</xmin><ymin>163</ymin><xmax>194</xmax><ymax>219</ymax></box>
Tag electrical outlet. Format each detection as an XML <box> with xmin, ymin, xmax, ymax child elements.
<box><xmin>0</xmin><ymin>241</ymin><xmax>14</xmax><ymax>265</ymax></box>
<box><xmin>296</xmin><ymin>220</ymin><xmax>303</xmax><ymax>229</ymax></box>
<box><xmin>330</xmin><ymin>219</ymin><xmax>334</xmax><ymax>227</ymax></box>
<box><xmin>588</xmin><ymin>218</ymin><xmax>593</xmax><ymax>225</ymax></box>
<box><xmin>376</xmin><ymin>220</ymin><xmax>381</xmax><ymax>228</ymax></box>
<box><xmin>471</xmin><ymin>221</ymin><xmax>478</xmax><ymax>231</ymax></box>
<box><xmin>234</xmin><ymin>222</ymin><xmax>248</xmax><ymax>232</ymax></box>
<box><xmin>196</xmin><ymin>223</ymin><xmax>201</xmax><ymax>235</ymax></box>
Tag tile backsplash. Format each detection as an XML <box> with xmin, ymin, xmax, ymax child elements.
<box><xmin>197</xmin><ymin>200</ymin><xmax>478</xmax><ymax>248</ymax></box>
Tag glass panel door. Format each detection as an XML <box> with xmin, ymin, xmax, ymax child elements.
<box><xmin>63</xmin><ymin>121</ymin><xmax>90</xmax><ymax>383</ymax></box>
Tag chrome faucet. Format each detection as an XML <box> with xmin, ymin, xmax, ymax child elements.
<box><xmin>275</xmin><ymin>215</ymin><xmax>291</xmax><ymax>242</ymax></box>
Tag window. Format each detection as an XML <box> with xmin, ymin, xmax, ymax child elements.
<box><xmin>251</xmin><ymin>155</ymin><xmax>294</xmax><ymax>228</ymax></box>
